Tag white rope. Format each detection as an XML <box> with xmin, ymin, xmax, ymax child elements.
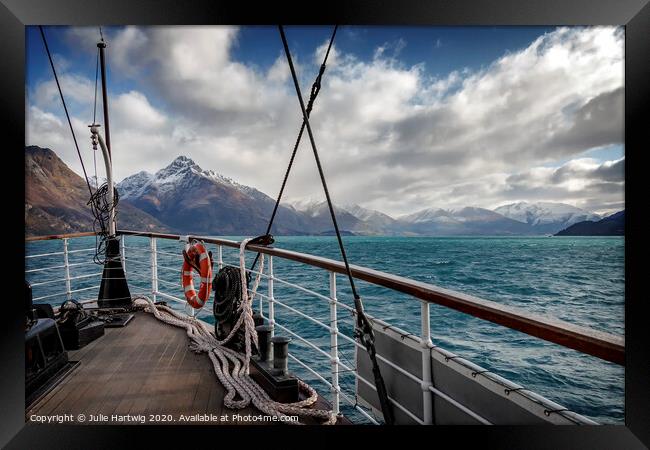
<box><xmin>134</xmin><ymin>238</ymin><xmax>337</xmax><ymax>425</ymax></box>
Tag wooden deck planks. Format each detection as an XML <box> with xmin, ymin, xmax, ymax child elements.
<box><xmin>27</xmin><ymin>311</ymin><xmax>347</xmax><ymax>425</ymax></box>
<box><xmin>28</xmin><ymin>313</ymin><xmax>244</xmax><ymax>423</ymax></box>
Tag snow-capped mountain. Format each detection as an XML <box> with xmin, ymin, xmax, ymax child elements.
<box><xmin>117</xmin><ymin>156</ymin><xmax>313</xmax><ymax>235</ymax></box>
<box><xmin>555</xmin><ymin>210</ymin><xmax>624</xmax><ymax>236</ymax></box>
<box><xmin>399</xmin><ymin>208</ymin><xmax>449</xmax><ymax>223</ymax></box>
<box><xmin>287</xmin><ymin>198</ymin><xmax>328</xmax><ymax>217</ymax></box>
<box><xmin>117</xmin><ymin>171</ymin><xmax>153</xmax><ymax>198</ymax></box>
<box><xmin>341</xmin><ymin>203</ymin><xmax>397</xmax><ymax>230</ymax></box>
<box><xmin>397</xmin><ymin>207</ymin><xmax>532</xmax><ymax>235</ymax></box>
<box><xmin>284</xmin><ymin>201</ymin><xmax>397</xmax><ymax>235</ymax></box>
<box><xmin>494</xmin><ymin>202</ymin><xmax>601</xmax><ymax>234</ymax></box>
<box><xmin>119</xmin><ymin>156</ymin><xmax>270</xmax><ymax>201</ymax></box>
<box><xmin>287</xmin><ymin>200</ymin><xmax>365</xmax><ymax>233</ymax></box>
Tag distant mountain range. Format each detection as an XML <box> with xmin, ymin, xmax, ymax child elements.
<box><xmin>494</xmin><ymin>201</ymin><xmax>601</xmax><ymax>234</ymax></box>
<box><xmin>555</xmin><ymin>210</ymin><xmax>624</xmax><ymax>236</ymax></box>
<box><xmin>289</xmin><ymin>200</ymin><xmax>604</xmax><ymax>236</ymax></box>
<box><xmin>25</xmin><ymin>146</ymin><xmax>620</xmax><ymax>237</ymax></box>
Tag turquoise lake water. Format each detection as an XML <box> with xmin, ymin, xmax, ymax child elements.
<box><xmin>25</xmin><ymin>235</ymin><xmax>624</xmax><ymax>424</ymax></box>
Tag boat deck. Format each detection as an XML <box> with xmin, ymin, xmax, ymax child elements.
<box><xmin>26</xmin><ymin>311</ymin><xmax>343</xmax><ymax>425</ymax></box>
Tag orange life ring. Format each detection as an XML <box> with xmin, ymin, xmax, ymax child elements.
<box><xmin>181</xmin><ymin>241</ymin><xmax>212</xmax><ymax>309</ymax></box>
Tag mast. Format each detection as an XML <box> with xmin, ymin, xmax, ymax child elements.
<box><xmin>97</xmin><ymin>41</ymin><xmax>111</xmax><ymax>159</ymax></box>
<box><xmin>96</xmin><ymin>40</ymin><xmax>116</xmax><ymax>236</ymax></box>
<box><xmin>94</xmin><ymin>36</ymin><xmax>131</xmax><ymax>309</ymax></box>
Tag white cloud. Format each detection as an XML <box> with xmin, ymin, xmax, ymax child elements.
<box><xmin>27</xmin><ymin>26</ymin><xmax>624</xmax><ymax>216</ymax></box>
<box><xmin>266</xmin><ymin>55</ymin><xmax>290</xmax><ymax>83</ymax></box>
<box><xmin>32</xmin><ymin>73</ymin><xmax>95</xmax><ymax>110</ymax></box>
<box><xmin>499</xmin><ymin>157</ymin><xmax>625</xmax><ymax>214</ymax></box>
<box><xmin>111</xmin><ymin>91</ymin><xmax>167</xmax><ymax>130</ymax></box>
<box><xmin>26</xmin><ymin>105</ymin><xmax>99</xmax><ymax>179</ymax></box>
<box><xmin>373</xmin><ymin>38</ymin><xmax>406</xmax><ymax>60</ymax></box>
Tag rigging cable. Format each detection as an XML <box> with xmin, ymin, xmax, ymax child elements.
<box><xmin>277</xmin><ymin>25</ymin><xmax>395</xmax><ymax>425</ymax></box>
<box><xmin>38</xmin><ymin>26</ymin><xmax>94</xmax><ymax>197</ymax></box>
<box><xmin>249</xmin><ymin>25</ymin><xmax>338</xmax><ymax>274</ymax></box>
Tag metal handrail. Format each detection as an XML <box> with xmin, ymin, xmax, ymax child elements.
<box><xmin>24</xmin><ymin>229</ymin><xmax>625</xmax><ymax>365</ymax></box>
<box><xmin>114</xmin><ymin>229</ymin><xmax>624</xmax><ymax>366</ymax></box>
<box><xmin>25</xmin><ymin>231</ymin><xmax>96</xmax><ymax>241</ymax></box>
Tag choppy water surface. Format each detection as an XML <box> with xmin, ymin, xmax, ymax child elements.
<box><xmin>26</xmin><ymin>235</ymin><xmax>624</xmax><ymax>424</ymax></box>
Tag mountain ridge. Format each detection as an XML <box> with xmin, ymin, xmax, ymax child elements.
<box><xmin>555</xmin><ymin>210</ymin><xmax>624</xmax><ymax>236</ymax></box>
<box><xmin>495</xmin><ymin>201</ymin><xmax>601</xmax><ymax>234</ymax></box>
<box><xmin>26</xmin><ymin>147</ymin><xmax>613</xmax><ymax>237</ymax></box>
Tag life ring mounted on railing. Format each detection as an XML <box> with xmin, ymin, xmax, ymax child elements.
<box><xmin>181</xmin><ymin>240</ymin><xmax>213</xmax><ymax>309</ymax></box>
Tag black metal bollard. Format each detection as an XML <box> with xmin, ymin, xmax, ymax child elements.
<box><xmin>271</xmin><ymin>336</ymin><xmax>291</xmax><ymax>375</ymax></box>
<box><xmin>252</xmin><ymin>312</ymin><xmax>265</xmax><ymax>328</ymax></box>
<box><xmin>256</xmin><ymin>325</ymin><xmax>273</xmax><ymax>362</ymax></box>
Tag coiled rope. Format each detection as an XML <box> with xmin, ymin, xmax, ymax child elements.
<box><xmin>213</xmin><ymin>265</ymin><xmax>249</xmax><ymax>340</ymax></box>
<box><xmin>88</xmin><ymin>182</ymin><xmax>119</xmax><ymax>265</ymax></box>
<box><xmin>134</xmin><ymin>238</ymin><xmax>337</xmax><ymax>425</ymax></box>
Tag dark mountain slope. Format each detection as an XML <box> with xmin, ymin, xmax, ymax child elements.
<box><xmin>25</xmin><ymin>146</ymin><xmax>170</xmax><ymax>236</ymax></box>
<box><xmin>555</xmin><ymin>211</ymin><xmax>624</xmax><ymax>236</ymax></box>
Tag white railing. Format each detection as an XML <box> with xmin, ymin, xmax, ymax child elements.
<box><xmin>119</xmin><ymin>235</ymin><xmax>488</xmax><ymax>424</ymax></box>
<box><xmin>24</xmin><ymin>231</ymin><xmax>617</xmax><ymax>425</ymax></box>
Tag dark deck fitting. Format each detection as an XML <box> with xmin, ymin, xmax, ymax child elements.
<box><xmin>97</xmin><ymin>237</ymin><xmax>131</xmax><ymax>309</ymax></box>
<box><xmin>27</xmin><ymin>311</ymin><xmax>348</xmax><ymax>425</ymax></box>
<box><xmin>255</xmin><ymin>325</ymin><xmax>273</xmax><ymax>362</ymax></box>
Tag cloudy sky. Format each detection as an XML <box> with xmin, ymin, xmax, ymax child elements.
<box><xmin>26</xmin><ymin>25</ymin><xmax>624</xmax><ymax>216</ymax></box>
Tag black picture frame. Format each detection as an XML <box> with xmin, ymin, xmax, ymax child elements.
<box><xmin>2</xmin><ymin>0</ymin><xmax>648</xmax><ymax>448</ymax></box>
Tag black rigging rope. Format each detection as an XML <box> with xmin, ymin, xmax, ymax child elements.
<box><xmin>278</xmin><ymin>26</ymin><xmax>359</xmax><ymax>309</ymax></box>
<box><xmin>38</xmin><ymin>26</ymin><xmax>94</xmax><ymax>197</ymax></box>
<box><xmin>277</xmin><ymin>25</ymin><xmax>395</xmax><ymax>425</ymax></box>
<box><xmin>249</xmin><ymin>25</ymin><xmax>338</xmax><ymax>273</ymax></box>
<box><xmin>89</xmin><ymin>183</ymin><xmax>119</xmax><ymax>265</ymax></box>
<box><xmin>212</xmin><ymin>265</ymin><xmax>250</xmax><ymax>347</ymax></box>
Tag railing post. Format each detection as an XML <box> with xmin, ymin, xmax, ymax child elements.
<box><xmin>329</xmin><ymin>271</ymin><xmax>340</xmax><ymax>415</ymax></box>
<box><xmin>63</xmin><ymin>238</ymin><xmax>71</xmax><ymax>300</ymax></box>
<box><xmin>268</xmin><ymin>255</ymin><xmax>275</xmax><ymax>338</ymax></box>
<box><xmin>258</xmin><ymin>258</ymin><xmax>263</xmax><ymax>313</ymax></box>
<box><xmin>151</xmin><ymin>237</ymin><xmax>158</xmax><ymax>301</ymax></box>
<box><xmin>217</xmin><ymin>245</ymin><xmax>223</xmax><ymax>271</ymax></box>
<box><xmin>420</xmin><ymin>301</ymin><xmax>434</xmax><ymax>424</ymax></box>
<box><xmin>120</xmin><ymin>234</ymin><xmax>126</xmax><ymax>275</ymax></box>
